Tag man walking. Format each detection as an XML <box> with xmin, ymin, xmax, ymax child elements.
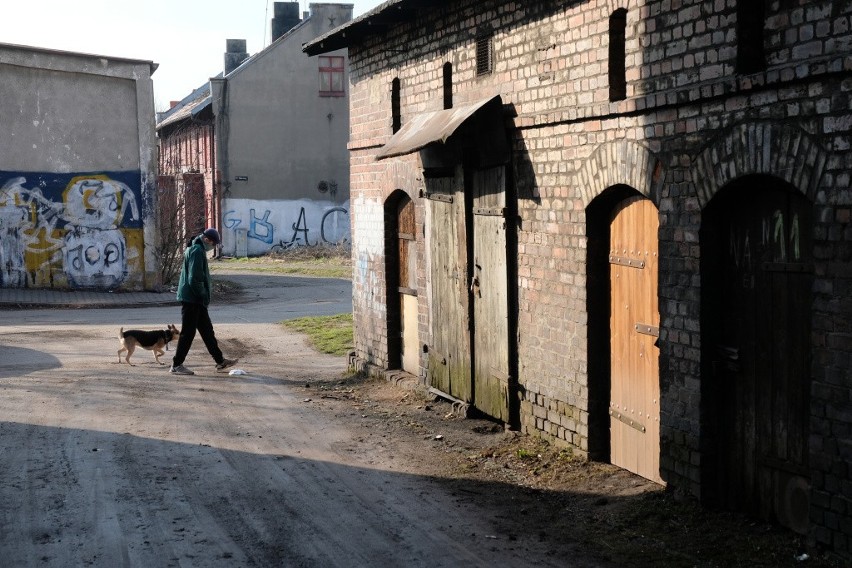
<box><xmin>169</xmin><ymin>228</ymin><xmax>237</xmax><ymax>375</ymax></box>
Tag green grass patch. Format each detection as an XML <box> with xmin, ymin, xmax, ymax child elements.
<box><xmin>281</xmin><ymin>313</ymin><xmax>353</xmax><ymax>356</ymax></box>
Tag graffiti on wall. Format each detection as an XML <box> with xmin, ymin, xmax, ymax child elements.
<box><xmin>0</xmin><ymin>171</ymin><xmax>143</xmax><ymax>289</ymax></box>
<box><xmin>222</xmin><ymin>198</ymin><xmax>350</xmax><ymax>256</ymax></box>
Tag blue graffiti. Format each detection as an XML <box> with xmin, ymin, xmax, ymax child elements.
<box><xmin>248</xmin><ymin>209</ymin><xmax>274</xmax><ymax>244</ymax></box>
<box><xmin>223</xmin><ymin>210</ymin><xmax>242</xmax><ymax>229</ymax></box>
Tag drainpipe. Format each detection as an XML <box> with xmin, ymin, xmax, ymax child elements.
<box><xmin>210</xmin><ymin>76</ymin><xmax>229</xmax><ymax>256</ymax></box>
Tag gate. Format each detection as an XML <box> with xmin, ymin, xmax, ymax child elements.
<box><xmin>609</xmin><ymin>196</ymin><xmax>663</xmax><ymax>484</ymax></box>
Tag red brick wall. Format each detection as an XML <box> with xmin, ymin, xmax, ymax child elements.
<box><xmin>344</xmin><ymin>0</ymin><xmax>851</xmax><ymax>555</ymax></box>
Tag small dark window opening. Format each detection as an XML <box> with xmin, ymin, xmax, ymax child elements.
<box><xmin>443</xmin><ymin>62</ymin><xmax>453</xmax><ymax>109</ymax></box>
<box><xmin>609</xmin><ymin>9</ymin><xmax>627</xmax><ymax>102</ymax></box>
<box><xmin>391</xmin><ymin>77</ymin><xmax>401</xmax><ymax>133</ymax></box>
<box><xmin>737</xmin><ymin>2</ymin><xmax>766</xmax><ymax>73</ymax></box>
<box><xmin>476</xmin><ymin>33</ymin><xmax>493</xmax><ymax>76</ymax></box>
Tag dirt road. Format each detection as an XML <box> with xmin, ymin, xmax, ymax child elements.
<box><xmin>0</xmin><ymin>274</ymin><xmax>597</xmax><ymax>568</ymax></box>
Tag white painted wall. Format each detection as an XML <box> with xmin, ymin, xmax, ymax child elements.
<box><xmin>221</xmin><ymin>197</ymin><xmax>350</xmax><ymax>256</ymax></box>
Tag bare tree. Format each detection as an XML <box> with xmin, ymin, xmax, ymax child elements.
<box><xmin>155</xmin><ymin>175</ymin><xmax>207</xmax><ymax>285</ymax></box>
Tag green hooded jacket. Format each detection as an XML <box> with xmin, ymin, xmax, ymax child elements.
<box><xmin>175</xmin><ymin>235</ymin><xmax>212</xmax><ymax>306</ymax></box>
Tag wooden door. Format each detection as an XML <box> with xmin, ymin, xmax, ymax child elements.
<box><xmin>397</xmin><ymin>198</ymin><xmax>419</xmax><ymax>374</ymax></box>
<box><xmin>470</xmin><ymin>167</ymin><xmax>510</xmax><ymax>422</ymax></box>
<box><xmin>426</xmin><ymin>174</ymin><xmax>471</xmax><ymax>402</ymax></box>
<box><xmin>609</xmin><ymin>196</ymin><xmax>663</xmax><ymax>484</ymax></box>
<box><xmin>709</xmin><ymin>182</ymin><xmax>812</xmax><ymax>533</ymax></box>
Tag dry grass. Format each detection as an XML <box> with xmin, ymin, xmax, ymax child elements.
<box><xmin>215</xmin><ymin>244</ymin><xmax>351</xmax><ymax>279</ymax></box>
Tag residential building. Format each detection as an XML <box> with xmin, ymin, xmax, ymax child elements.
<box><xmin>157</xmin><ymin>2</ymin><xmax>353</xmax><ymax>258</ymax></box>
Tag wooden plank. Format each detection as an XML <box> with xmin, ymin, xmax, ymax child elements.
<box><xmin>471</xmin><ymin>166</ymin><xmax>510</xmax><ymax>422</ymax></box>
<box><xmin>401</xmin><ymin>293</ymin><xmax>419</xmax><ymax>374</ymax></box>
<box><xmin>426</xmin><ymin>173</ymin><xmax>471</xmax><ymax>402</ymax></box>
<box><xmin>609</xmin><ymin>196</ymin><xmax>663</xmax><ymax>485</ymax></box>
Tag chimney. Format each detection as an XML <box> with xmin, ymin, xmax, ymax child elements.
<box><xmin>271</xmin><ymin>2</ymin><xmax>301</xmax><ymax>42</ymax></box>
<box><xmin>224</xmin><ymin>39</ymin><xmax>248</xmax><ymax>75</ymax></box>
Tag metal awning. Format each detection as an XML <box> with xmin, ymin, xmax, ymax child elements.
<box><xmin>376</xmin><ymin>95</ymin><xmax>503</xmax><ymax>161</ymax></box>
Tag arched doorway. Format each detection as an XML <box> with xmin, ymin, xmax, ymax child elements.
<box><xmin>700</xmin><ymin>174</ymin><xmax>813</xmax><ymax>534</ymax></box>
<box><xmin>588</xmin><ymin>186</ymin><xmax>663</xmax><ymax>484</ymax></box>
<box><xmin>385</xmin><ymin>191</ymin><xmax>418</xmax><ymax>374</ymax></box>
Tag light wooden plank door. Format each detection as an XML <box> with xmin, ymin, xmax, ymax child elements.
<box><xmin>609</xmin><ymin>196</ymin><xmax>663</xmax><ymax>484</ymax></box>
<box><xmin>426</xmin><ymin>175</ymin><xmax>471</xmax><ymax>402</ymax></box>
<box><xmin>470</xmin><ymin>167</ymin><xmax>510</xmax><ymax>422</ymax></box>
<box><xmin>397</xmin><ymin>197</ymin><xmax>419</xmax><ymax>375</ymax></box>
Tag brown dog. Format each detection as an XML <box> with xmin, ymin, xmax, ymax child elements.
<box><xmin>118</xmin><ymin>325</ymin><xmax>180</xmax><ymax>365</ymax></box>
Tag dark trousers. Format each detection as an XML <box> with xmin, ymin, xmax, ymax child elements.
<box><xmin>172</xmin><ymin>302</ymin><xmax>223</xmax><ymax>367</ymax></box>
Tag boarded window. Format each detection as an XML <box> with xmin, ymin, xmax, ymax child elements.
<box><xmin>391</xmin><ymin>77</ymin><xmax>401</xmax><ymax>133</ymax></box>
<box><xmin>737</xmin><ymin>2</ymin><xmax>766</xmax><ymax>73</ymax></box>
<box><xmin>476</xmin><ymin>33</ymin><xmax>493</xmax><ymax>76</ymax></box>
<box><xmin>319</xmin><ymin>56</ymin><xmax>345</xmax><ymax>97</ymax></box>
<box><xmin>609</xmin><ymin>9</ymin><xmax>627</xmax><ymax>102</ymax></box>
<box><xmin>443</xmin><ymin>62</ymin><xmax>453</xmax><ymax>109</ymax></box>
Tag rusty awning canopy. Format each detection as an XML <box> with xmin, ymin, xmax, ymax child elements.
<box><xmin>376</xmin><ymin>95</ymin><xmax>504</xmax><ymax>161</ymax></box>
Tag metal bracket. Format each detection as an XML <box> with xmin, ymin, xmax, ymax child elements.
<box><xmin>610</xmin><ymin>409</ymin><xmax>646</xmax><ymax>433</ymax></box>
<box><xmin>422</xmin><ymin>191</ymin><xmax>453</xmax><ymax>203</ymax></box>
<box><xmin>609</xmin><ymin>255</ymin><xmax>645</xmax><ymax>269</ymax></box>
<box><xmin>635</xmin><ymin>323</ymin><xmax>660</xmax><ymax>337</ymax></box>
<box><xmin>472</xmin><ymin>207</ymin><xmax>507</xmax><ymax>217</ymax></box>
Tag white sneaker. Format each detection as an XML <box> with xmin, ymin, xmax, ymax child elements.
<box><xmin>169</xmin><ymin>365</ymin><xmax>195</xmax><ymax>375</ymax></box>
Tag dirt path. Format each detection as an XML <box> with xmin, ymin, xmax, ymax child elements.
<box><xmin>0</xmin><ymin>315</ymin><xmax>598</xmax><ymax>567</ymax></box>
<box><xmin>0</xmin><ymin>267</ymin><xmax>842</xmax><ymax>567</ymax></box>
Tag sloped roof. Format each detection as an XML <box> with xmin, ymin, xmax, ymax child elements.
<box><xmin>303</xmin><ymin>0</ymin><xmax>438</xmax><ymax>55</ymax></box>
<box><xmin>376</xmin><ymin>95</ymin><xmax>502</xmax><ymax>159</ymax></box>
<box><xmin>156</xmin><ymin>10</ymin><xmax>316</xmax><ymax>131</ymax></box>
<box><xmin>156</xmin><ymin>79</ymin><xmax>216</xmax><ymax>130</ymax></box>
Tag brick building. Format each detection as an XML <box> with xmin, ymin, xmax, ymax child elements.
<box><xmin>305</xmin><ymin>0</ymin><xmax>851</xmax><ymax>555</ymax></box>
<box><xmin>157</xmin><ymin>2</ymin><xmax>352</xmax><ymax>259</ymax></box>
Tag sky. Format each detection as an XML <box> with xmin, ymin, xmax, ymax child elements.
<box><xmin>3</xmin><ymin>0</ymin><xmax>384</xmax><ymax>111</ymax></box>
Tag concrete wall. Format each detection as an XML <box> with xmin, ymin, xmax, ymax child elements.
<box><xmin>211</xmin><ymin>3</ymin><xmax>352</xmax><ymax>256</ymax></box>
<box><xmin>0</xmin><ymin>44</ymin><xmax>158</xmax><ymax>290</ymax></box>
<box><xmin>222</xmin><ymin>197</ymin><xmax>350</xmax><ymax>256</ymax></box>
<box><xmin>341</xmin><ymin>0</ymin><xmax>851</xmax><ymax>556</ymax></box>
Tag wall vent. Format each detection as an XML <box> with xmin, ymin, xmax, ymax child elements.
<box><xmin>476</xmin><ymin>33</ymin><xmax>493</xmax><ymax>76</ymax></box>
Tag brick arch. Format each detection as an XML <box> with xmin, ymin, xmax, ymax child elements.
<box><xmin>604</xmin><ymin>0</ymin><xmax>630</xmax><ymax>12</ymax></box>
<box><xmin>577</xmin><ymin>139</ymin><xmax>663</xmax><ymax>207</ymax></box>
<box><xmin>691</xmin><ymin>122</ymin><xmax>828</xmax><ymax>208</ymax></box>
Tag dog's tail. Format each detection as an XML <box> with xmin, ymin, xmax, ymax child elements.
<box><xmin>119</xmin><ymin>327</ymin><xmax>124</xmax><ymax>339</ymax></box>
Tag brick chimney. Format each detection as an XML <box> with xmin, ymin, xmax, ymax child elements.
<box><xmin>271</xmin><ymin>2</ymin><xmax>301</xmax><ymax>42</ymax></box>
<box><xmin>224</xmin><ymin>39</ymin><xmax>248</xmax><ymax>75</ymax></box>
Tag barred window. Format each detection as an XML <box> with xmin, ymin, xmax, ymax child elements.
<box><xmin>319</xmin><ymin>56</ymin><xmax>345</xmax><ymax>97</ymax></box>
<box><xmin>476</xmin><ymin>33</ymin><xmax>493</xmax><ymax>76</ymax></box>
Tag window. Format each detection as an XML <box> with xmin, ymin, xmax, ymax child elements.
<box><xmin>319</xmin><ymin>56</ymin><xmax>345</xmax><ymax>97</ymax></box>
<box><xmin>443</xmin><ymin>62</ymin><xmax>453</xmax><ymax>109</ymax></box>
<box><xmin>476</xmin><ymin>33</ymin><xmax>493</xmax><ymax>76</ymax></box>
<box><xmin>391</xmin><ymin>78</ymin><xmax>401</xmax><ymax>133</ymax></box>
<box><xmin>609</xmin><ymin>9</ymin><xmax>627</xmax><ymax>102</ymax></box>
<box><xmin>737</xmin><ymin>2</ymin><xmax>766</xmax><ymax>73</ymax></box>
